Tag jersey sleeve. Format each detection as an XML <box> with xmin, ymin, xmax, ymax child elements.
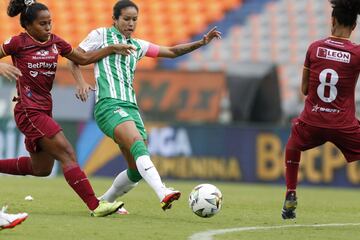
<box><xmin>136</xmin><ymin>39</ymin><xmax>159</xmax><ymax>59</ymax></box>
<box><xmin>304</xmin><ymin>46</ymin><xmax>312</xmax><ymax>69</ymax></box>
<box><xmin>79</xmin><ymin>28</ymin><xmax>104</xmax><ymax>52</ymax></box>
<box><xmin>55</xmin><ymin>35</ymin><xmax>73</xmax><ymax>56</ymax></box>
<box><xmin>1</xmin><ymin>36</ymin><xmax>21</xmax><ymax>56</ymax></box>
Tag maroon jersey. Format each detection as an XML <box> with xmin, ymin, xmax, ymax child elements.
<box><xmin>1</xmin><ymin>33</ymin><xmax>73</xmax><ymax>110</ymax></box>
<box><xmin>299</xmin><ymin>37</ymin><xmax>360</xmax><ymax>129</ymax></box>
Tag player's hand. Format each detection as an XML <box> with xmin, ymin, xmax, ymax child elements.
<box><xmin>0</xmin><ymin>63</ymin><xmax>22</xmax><ymax>81</ymax></box>
<box><xmin>75</xmin><ymin>82</ymin><xmax>95</xmax><ymax>102</ymax></box>
<box><xmin>202</xmin><ymin>26</ymin><xmax>222</xmax><ymax>45</ymax></box>
<box><xmin>112</xmin><ymin>44</ymin><xmax>137</xmax><ymax>56</ymax></box>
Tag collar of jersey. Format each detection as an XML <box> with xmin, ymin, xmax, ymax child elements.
<box><xmin>111</xmin><ymin>26</ymin><xmax>132</xmax><ymax>43</ymax></box>
<box><xmin>25</xmin><ymin>31</ymin><xmax>52</xmax><ymax>45</ymax></box>
<box><xmin>330</xmin><ymin>35</ymin><xmax>350</xmax><ymax>41</ymax></box>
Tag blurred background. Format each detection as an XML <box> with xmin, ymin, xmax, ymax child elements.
<box><xmin>0</xmin><ymin>0</ymin><xmax>359</xmax><ymax>187</ymax></box>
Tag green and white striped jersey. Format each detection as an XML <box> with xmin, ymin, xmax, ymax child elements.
<box><xmin>79</xmin><ymin>26</ymin><xmax>151</xmax><ymax>105</ymax></box>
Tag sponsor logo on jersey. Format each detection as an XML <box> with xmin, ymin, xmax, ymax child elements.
<box><xmin>28</xmin><ymin>62</ymin><xmax>57</xmax><ymax>69</ymax></box>
<box><xmin>324</xmin><ymin>39</ymin><xmax>345</xmax><ymax>47</ymax></box>
<box><xmin>36</xmin><ymin>50</ymin><xmax>49</xmax><ymax>56</ymax></box>
<box><xmin>24</xmin><ymin>85</ymin><xmax>32</xmax><ymax>97</ymax></box>
<box><xmin>113</xmin><ymin>108</ymin><xmax>129</xmax><ymax>118</ymax></box>
<box><xmin>29</xmin><ymin>71</ymin><xmax>38</xmax><ymax>77</ymax></box>
<box><xmin>42</xmin><ymin>71</ymin><xmax>56</xmax><ymax>76</ymax></box>
<box><xmin>317</xmin><ymin>47</ymin><xmax>351</xmax><ymax>63</ymax></box>
<box><xmin>312</xmin><ymin>104</ymin><xmax>340</xmax><ymax>113</ymax></box>
<box><xmin>23</xmin><ymin>45</ymin><xmax>36</xmax><ymax>49</ymax></box>
<box><xmin>32</xmin><ymin>49</ymin><xmax>55</xmax><ymax>60</ymax></box>
<box><xmin>3</xmin><ymin>37</ymin><xmax>12</xmax><ymax>45</ymax></box>
<box><xmin>52</xmin><ymin>44</ymin><xmax>58</xmax><ymax>54</ymax></box>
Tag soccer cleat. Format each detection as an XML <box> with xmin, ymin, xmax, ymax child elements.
<box><xmin>281</xmin><ymin>191</ymin><xmax>297</xmax><ymax>220</ymax></box>
<box><xmin>160</xmin><ymin>188</ymin><xmax>181</xmax><ymax>211</ymax></box>
<box><xmin>97</xmin><ymin>196</ymin><xmax>129</xmax><ymax>215</ymax></box>
<box><xmin>91</xmin><ymin>200</ymin><xmax>124</xmax><ymax>217</ymax></box>
<box><xmin>116</xmin><ymin>207</ymin><xmax>129</xmax><ymax>215</ymax></box>
<box><xmin>0</xmin><ymin>206</ymin><xmax>28</xmax><ymax>230</ymax></box>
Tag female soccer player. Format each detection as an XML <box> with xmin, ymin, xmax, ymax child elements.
<box><xmin>282</xmin><ymin>0</ymin><xmax>360</xmax><ymax>219</ymax></box>
<box><xmin>69</xmin><ymin>0</ymin><xmax>222</xmax><ymax>212</ymax></box>
<box><xmin>0</xmin><ymin>0</ymin><xmax>135</xmax><ymax>217</ymax></box>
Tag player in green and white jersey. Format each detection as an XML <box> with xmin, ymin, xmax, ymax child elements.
<box><xmin>69</xmin><ymin>0</ymin><xmax>221</xmax><ymax>213</ymax></box>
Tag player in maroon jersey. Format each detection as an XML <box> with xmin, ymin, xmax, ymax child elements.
<box><xmin>0</xmin><ymin>0</ymin><xmax>136</xmax><ymax>217</ymax></box>
<box><xmin>282</xmin><ymin>0</ymin><xmax>360</xmax><ymax>219</ymax></box>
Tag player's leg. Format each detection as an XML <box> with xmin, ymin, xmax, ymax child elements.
<box><xmin>331</xmin><ymin>126</ymin><xmax>360</xmax><ymax>163</ymax></box>
<box><xmin>38</xmin><ymin>131</ymin><xmax>123</xmax><ymax>216</ymax></box>
<box><xmin>99</xmin><ymin>146</ymin><xmax>139</xmax><ymax>214</ymax></box>
<box><xmin>94</xmin><ymin>100</ymin><xmax>180</xmax><ymax>210</ymax></box>
<box><xmin>100</xmin><ymin>146</ymin><xmax>140</xmax><ymax>202</ymax></box>
<box><xmin>113</xmin><ymin>121</ymin><xmax>180</xmax><ymax>210</ymax></box>
<box><xmin>0</xmin><ymin>139</ymin><xmax>53</xmax><ymax>176</ymax></box>
<box><xmin>282</xmin><ymin>119</ymin><xmax>325</xmax><ymax>219</ymax></box>
<box><xmin>282</xmin><ymin>142</ymin><xmax>300</xmax><ymax>219</ymax></box>
<box><xmin>0</xmin><ymin>107</ymin><xmax>55</xmax><ymax>176</ymax></box>
<box><xmin>29</xmin><ymin>151</ymin><xmax>54</xmax><ymax>176</ymax></box>
<box><xmin>0</xmin><ymin>156</ymin><xmax>34</xmax><ymax>176</ymax></box>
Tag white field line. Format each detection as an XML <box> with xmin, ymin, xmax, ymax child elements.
<box><xmin>188</xmin><ymin>223</ymin><xmax>360</xmax><ymax>240</ymax></box>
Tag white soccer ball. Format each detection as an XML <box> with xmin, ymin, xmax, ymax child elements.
<box><xmin>188</xmin><ymin>183</ymin><xmax>223</xmax><ymax>218</ymax></box>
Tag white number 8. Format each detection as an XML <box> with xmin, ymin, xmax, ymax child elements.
<box><xmin>317</xmin><ymin>68</ymin><xmax>338</xmax><ymax>103</ymax></box>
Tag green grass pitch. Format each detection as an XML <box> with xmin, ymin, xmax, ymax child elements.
<box><xmin>0</xmin><ymin>176</ymin><xmax>359</xmax><ymax>240</ymax></box>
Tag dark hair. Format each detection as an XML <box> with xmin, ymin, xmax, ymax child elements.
<box><xmin>113</xmin><ymin>0</ymin><xmax>138</xmax><ymax>20</ymax></box>
<box><xmin>330</xmin><ymin>0</ymin><xmax>360</xmax><ymax>26</ymax></box>
<box><xmin>7</xmin><ymin>0</ymin><xmax>48</xmax><ymax>28</ymax></box>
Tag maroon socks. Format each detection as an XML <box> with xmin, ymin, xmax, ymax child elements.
<box><xmin>285</xmin><ymin>148</ymin><xmax>301</xmax><ymax>192</ymax></box>
<box><xmin>0</xmin><ymin>156</ymin><xmax>33</xmax><ymax>175</ymax></box>
<box><xmin>62</xmin><ymin>164</ymin><xmax>99</xmax><ymax>210</ymax></box>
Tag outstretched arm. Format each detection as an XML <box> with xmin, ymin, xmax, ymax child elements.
<box><xmin>65</xmin><ymin>44</ymin><xmax>136</xmax><ymax>65</ymax></box>
<box><xmin>158</xmin><ymin>26</ymin><xmax>222</xmax><ymax>58</ymax></box>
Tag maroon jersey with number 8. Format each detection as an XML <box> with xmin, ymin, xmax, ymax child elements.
<box><xmin>299</xmin><ymin>37</ymin><xmax>360</xmax><ymax>129</ymax></box>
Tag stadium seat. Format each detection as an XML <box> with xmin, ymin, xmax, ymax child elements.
<box><xmin>0</xmin><ymin>0</ymin><xmax>243</xmax><ymax>78</ymax></box>
<box><xmin>168</xmin><ymin>0</ymin><xmax>359</xmax><ymax>117</ymax></box>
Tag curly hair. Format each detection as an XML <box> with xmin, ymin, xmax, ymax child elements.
<box><xmin>330</xmin><ymin>0</ymin><xmax>360</xmax><ymax>26</ymax></box>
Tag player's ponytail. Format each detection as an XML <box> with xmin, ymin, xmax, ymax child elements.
<box><xmin>7</xmin><ymin>0</ymin><xmax>48</xmax><ymax>28</ymax></box>
<box><xmin>330</xmin><ymin>0</ymin><xmax>360</xmax><ymax>26</ymax></box>
<box><xmin>7</xmin><ymin>0</ymin><xmax>27</xmax><ymax>17</ymax></box>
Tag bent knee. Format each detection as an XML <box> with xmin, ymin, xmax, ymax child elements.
<box><xmin>33</xmin><ymin>168</ymin><xmax>52</xmax><ymax>177</ymax></box>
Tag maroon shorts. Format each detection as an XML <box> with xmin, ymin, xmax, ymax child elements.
<box><xmin>287</xmin><ymin>118</ymin><xmax>360</xmax><ymax>162</ymax></box>
<box><xmin>14</xmin><ymin>104</ymin><xmax>62</xmax><ymax>153</ymax></box>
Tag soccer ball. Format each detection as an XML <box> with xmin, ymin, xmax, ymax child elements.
<box><xmin>188</xmin><ymin>184</ymin><xmax>223</xmax><ymax>218</ymax></box>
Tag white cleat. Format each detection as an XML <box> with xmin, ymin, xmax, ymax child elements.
<box><xmin>0</xmin><ymin>206</ymin><xmax>28</xmax><ymax>230</ymax></box>
<box><xmin>160</xmin><ymin>188</ymin><xmax>181</xmax><ymax>211</ymax></box>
